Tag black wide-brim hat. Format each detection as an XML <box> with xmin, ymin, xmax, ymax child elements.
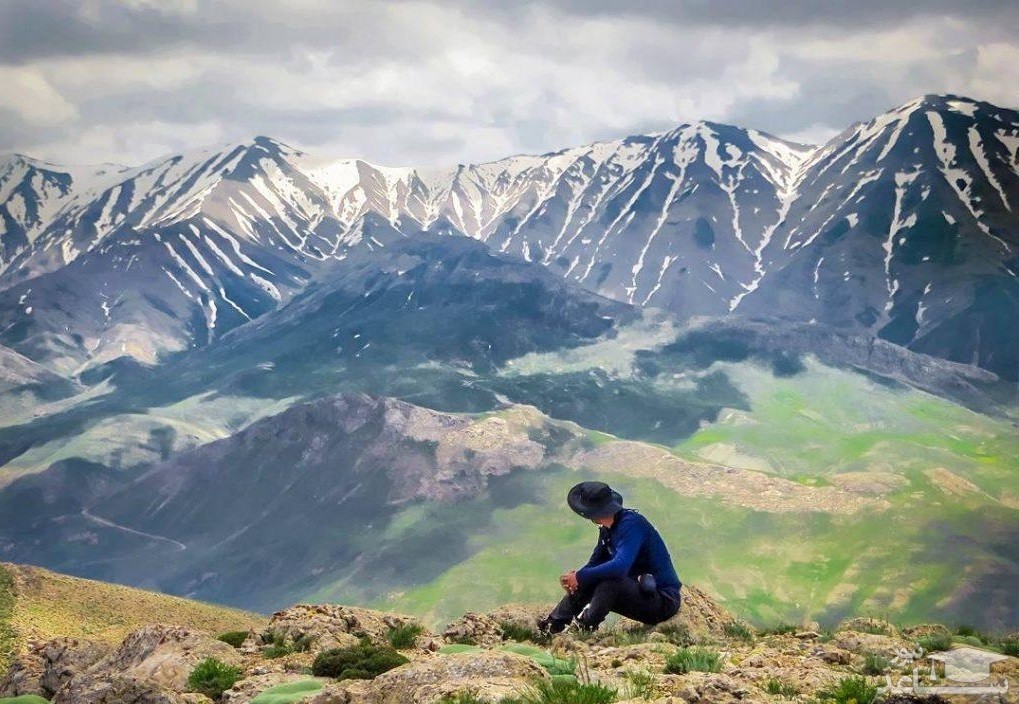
<box><xmin>567</xmin><ymin>481</ymin><xmax>623</xmax><ymax>519</ymax></box>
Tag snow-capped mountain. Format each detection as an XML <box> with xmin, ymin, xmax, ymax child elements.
<box><xmin>1</xmin><ymin>95</ymin><xmax>1016</xmax><ymax>379</ymax></box>
<box><xmin>741</xmin><ymin>95</ymin><xmax>1019</xmax><ymax>378</ymax></box>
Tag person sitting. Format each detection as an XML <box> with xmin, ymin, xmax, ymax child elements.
<box><xmin>538</xmin><ymin>481</ymin><xmax>682</xmax><ymax>634</ymax></box>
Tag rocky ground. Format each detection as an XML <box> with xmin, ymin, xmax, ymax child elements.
<box><xmin>1</xmin><ymin>585</ymin><xmax>1015</xmax><ymax>704</ymax></box>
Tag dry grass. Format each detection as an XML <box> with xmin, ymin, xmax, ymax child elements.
<box><xmin>1</xmin><ymin>562</ymin><xmax>263</xmax><ymax>671</ymax></box>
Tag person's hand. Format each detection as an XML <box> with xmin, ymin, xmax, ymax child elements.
<box><xmin>560</xmin><ymin>570</ymin><xmax>579</xmax><ymax>594</ymax></box>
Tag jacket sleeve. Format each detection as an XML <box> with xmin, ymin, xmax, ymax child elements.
<box><xmin>576</xmin><ymin>516</ymin><xmax>643</xmax><ymax>585</ymax></box>
<box><xmin>583</xmin><ymin>538</ymin><xmax>608</xmax><ymax>568</ymax></box>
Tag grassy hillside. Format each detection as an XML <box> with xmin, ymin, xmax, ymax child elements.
<box><xmin>346</xmin><ymin>358</ymin><xmax>1019</xmax><ymax>631</ymax></box>
<box><xmin>0</xmin><ymin>562</ymin><xmax>262</xmax><ymax>673</ymax></box>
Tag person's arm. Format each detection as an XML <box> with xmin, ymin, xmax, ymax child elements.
<box><xmin>575</xmin><ymin>516</ymin><xmax>643</xmax><ymax>585</ymax></box>
<box><xmin>583</xmin><ymin>536</ymin><xmax>609</xmax><ymax>568</ymax></box>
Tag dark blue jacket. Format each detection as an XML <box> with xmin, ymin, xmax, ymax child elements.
<box><xmin>576</xmin><ymin>509</ymin><xmax>681</xmax><ymax>597</ymax></box>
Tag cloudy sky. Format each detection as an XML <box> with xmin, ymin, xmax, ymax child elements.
<box><xmin>2</xmin><ymin>0</ymin><xmax>1018</xmax><ymax>168</ymax></box>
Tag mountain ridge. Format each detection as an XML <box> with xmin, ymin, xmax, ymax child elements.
<box><xmin>1</xmin><ymin>93</ymin><xmax>1017</xmax><ymax>382</ymax></box>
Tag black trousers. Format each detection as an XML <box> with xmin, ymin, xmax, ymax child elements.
<box><xmin>548</xmin><ymin>577</ymin><xmax>681</xmax><ymax>628</ymax></box>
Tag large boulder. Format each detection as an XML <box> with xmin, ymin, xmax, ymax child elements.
<box><xmin>0</xmin><ymin>637</ymin><xmax>109</xmax><ymax>698</ymax></box>
<box><xmin>618</xmin><ymin>585</ymin><xmax>738</xmax><ymax>642</ymax></box>
<box><xmin>51</xmin><ymin>624</ymin><xmax>241</xmax><ymax>703</ymax></box>
<box><xmin>308</xmin><ymin>650</ymin><xmax>547</xmax><ymax>704</ymax></box>
<box><xmin>264</xmin><ymin>604</ymin><xmax>422</xmax><ymax>651</ymax></box>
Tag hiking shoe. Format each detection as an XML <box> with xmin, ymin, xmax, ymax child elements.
<box><xmin>537</xmin><ymin>616</ymin><xmax>569</xmax><ymax>636</ymax></box>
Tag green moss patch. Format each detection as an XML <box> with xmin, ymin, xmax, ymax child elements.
<box><xmin>250</xmin><ymin>679</ymin><xmax>326</xmax><ymax>704</ymax></box>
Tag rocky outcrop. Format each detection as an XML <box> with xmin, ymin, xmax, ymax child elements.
<box><xmin>308</xmin><ymin>651</ymin><xmax>547</xmax><ymax>704</ymax></box>
<box><xmin>441</xmin><ymin>612</ymin><xmax>505</xmax><ymax>648</ymax></box>
<box><xmin>4</xmin><ymin>586</ymin><xmax>1018</xmax><ymax>704</ymax></box>
<box><xmin>0</xmin><ymin>636</ymin><xmax>109</xmax><ymax>698</ymax></box>
<box><xmin>263</xmin><ymin>604</ymin><xmax>424</xmax><ymax>650</ymax></box>
<box><xmin>50</xmin><ymin>624</ymin><xmax>240</xmax><ymax>704</ymax></box>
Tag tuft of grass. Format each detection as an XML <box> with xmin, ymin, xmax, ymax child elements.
<box><xmin>624</xmin><ymin>668</ymin><xmax>660</xmax><ymax>701</ymax></box>
<box><xmin>387</xmin><ymin>623</ymin><xmax>425</xmax><ymax>649</ymax></box>
<box><xmin>261</xmin><ymin>630</ymin><xmax>313</xmax><ymax>658</ymax></box>
<box><xmin>0</xmin><ymin>697</ymin><xmax>52</xmax><ymax>704</ymax></box>
<box><xmin>186</xmin><ymin>657</ymin><xmax>242</xmax><ymax>700</ymax></box>
<box><xmin>502</xmin><ymin>678</ymin><xmax>617</xmax><ymax>704</ymax></box>
<box><xmin>217</xmin><ymin>630</ymin><xmax>249</xmax><ymax>648</ymax></box>
<box><xmin>818</xmin><ymin>676</ymin><xmax>878</xmax><ymax>704</ymax></box>
<box><xmin>916</xmin><ymin>632</ymin><xmax>953</xmax><ymax>653</ymax></box>
<box><xmin>759</xmin><ymin>623</ymin><xmax>798</xmax><ymax>636</ymax></box>
<box><xmin>664</xmin><ymin>647</ymin><xmax>722</xmax><ymax>674</ymax></box>
<box><xmin>311</xmin><ymin>638</ymin><xmax>408</xmax><ymax>680</ymax></box>
<box><xmin>852</xmin><ymin>618</ymin><xmax>895</xmax><ymax>635</ymax></box>
<box><xmin>500</xmin><ymin>621</ymin><xmax>546</xmax><ymax>644</ymax></box>
<box><xmin>860</xmin><ymin>652</ymin><xmax>891</xmax><ymax>676</ymax></box>
<box><xmin>656</xmin><ymin>622</ymin><xmax>692</xmax><ymax>646</ymax></box>
<box><xmin>764</xmin><ymin>678</ymin><xmax>799</xmax><ymax>697</ymax></box>
<box><xmin>724</xmin><ymin>621</ymin><xmax>754</xmax><ymax>642</ymax></box>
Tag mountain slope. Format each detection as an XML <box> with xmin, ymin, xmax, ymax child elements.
<box><xmin>0</xmin><ymin>562</ymin><xmax>261</xmax><ymax>674</ymax></box>
<box><xmin>1</xmin><ymin>95</ymin><xmax>1016</xmax><ymax>379</ymax></box>
<box><xmin>743</xmin><ymin>94</ymin><xmax>1019</xmax><ymax>380</ymax></box>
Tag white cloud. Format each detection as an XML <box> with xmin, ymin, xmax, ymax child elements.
<box><xmin>0</xmin><ymin>1</ymin><xmax>1015</xmax><ymax>167</ymax></box>
<box><xmin>0</xmin><ymin>66</ymin><xmax>78</xmax><ymax>125</ymax></box>
<box><xmin>969</xmin><ymin>42</ymin><xmax>1019</xmax><ymax>107</ymax></box>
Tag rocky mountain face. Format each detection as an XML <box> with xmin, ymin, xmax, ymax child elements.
<box><xmin>739</xmin><ymin>95</ymin><xmax>1019</xmax><ymax>380</ymax></box>
<box><xmin>1</xmin><ymin>95</ymin><xmax>1016</xmax><ymax>379</ymax></box>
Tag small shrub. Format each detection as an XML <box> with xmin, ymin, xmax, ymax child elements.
<box><xmin>261</xmin><ymin>630</ymin><xmax>292</xmax><ymax>658</ymax></box>
<box><xmin>999</xmin><ymin>638</ymin><xmax>1019</xmax><ymax>657</ymax></box>
<box><xmin>312</xmin><ymin>639</ymin><xmax>409</xmax><ymax>680</ymax></box>
<box><xmin>916</xmin><ymin>632</ymin><xmax>952</xmax><ymax>653</ymax></box>
<box><xmin>217</xmin><ymin>630</ymin><xmax>249</xmax><ymax>648</ymax></box>
<box><xmin>956</xmin><ymin>635</ymin><xmax>983</xmax><ymax>647</ymax></box>
<box><xmin>818</xmin><ymin>676</ymin><xmax>878</xmax><ymax>704</ymax></box>
<box><xmin>625</xmin><ymin>668</ymin><xmax>660</xmax><ymax>700</ymax></box>
<box><xmin>954</xmin><ymin>624</ymin><xmax>978</xmax><ymax>638</ymax></box>
<box><xmin>664</xmin><ymin>647</ymin><xmax>722</xmax><ymax>674</ymax></box>
<box><xmin>724</xmin><ymin>621</ymin><xmax>754</xmax><ymax>642</ymax></box>
<box><xmin>764</xmin><ymin>678</ymin><xmax>799</xmax><ymax>697</ymax></box>
<box><xmin>187</xmin><ymin>657</ymin><xmax>242</xmax><ymax>700</ymax></box>
<box><xmin>387</xmin><ymin>623</ymin><xmax>425</xmax><ymax>649</ymax></box>
<box><xmin>610</xmin><ymin>658</ymin><xmax>623</xmax><ymax>668</ymax></box>
<box><xmin>503</xmin><ymin>678</ymin><xmax>617</xmax><ymax>704</ymax></box>
<box><xmin>861</xmin><ymin>652</ymin><xmax>891</xmax><ymax>676</ymax></box>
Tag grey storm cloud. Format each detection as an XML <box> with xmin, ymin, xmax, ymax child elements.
<box><xmin>0</xmin><ymin>0</ymin><xmax>1017</xmax><ymax>168</ymax></box>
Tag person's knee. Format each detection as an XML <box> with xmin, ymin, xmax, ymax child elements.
<box><xmin>592</xmin><ymin>577</ymin><xmax>630</xmax><ymax>594</ymax></box>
